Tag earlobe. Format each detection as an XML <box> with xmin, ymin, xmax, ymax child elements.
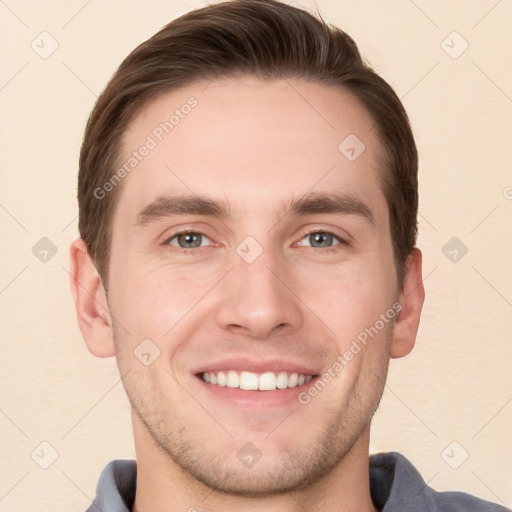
<box><xmin>390</xmin><ymin>247</ymin><xmax>425</xmax><ymax>359</ymax></box>
<box><xmin>69</xmin><ymin>238</ymin><xmax>115</xmax><ymax>358</ymax></box>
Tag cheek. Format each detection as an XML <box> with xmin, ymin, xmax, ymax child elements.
<box><xmin>109</xmin><ymin>260</ymin><xmax>221</xmax><ymax>346</ymax></box>
<box><xmin>312</xmin><ymin>263</ymin><xmax>395</xmax><ymax>340</ymax></box>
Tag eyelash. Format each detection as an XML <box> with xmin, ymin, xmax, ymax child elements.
<box><xmin>162</xmin><ymin>228</ymin><xmax>348</xmax><ymax>254</ymax></box>
<box><xmin>299</xmin><ymin>228</ymin><xmax>347</xmax><ymax>252</ymax></box>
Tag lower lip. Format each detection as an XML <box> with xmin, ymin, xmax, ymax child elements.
<box><xmin>195</xmin><ymin>375</ymin><xmax>319</xmax><ymax>408</ymax></box>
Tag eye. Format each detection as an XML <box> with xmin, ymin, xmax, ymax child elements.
<box><xmin>165</xmin><ymin>231</ymin><xmax>212</xmax><ymax>250</ymax></box>
<box><xmin>297</xmin><ymin>230</ymin><xmax>345</xmax><ymax>251</ymax></box>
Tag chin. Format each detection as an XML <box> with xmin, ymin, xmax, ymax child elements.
<box><xmin>150</xmin><ymin>420</ymin><xmax>362</xmax><ymax>498</ymax></box>
<box><xmin>179</xmin><ymin>457</ymin><xmax>335</xmax><ymax>497</ymax></box>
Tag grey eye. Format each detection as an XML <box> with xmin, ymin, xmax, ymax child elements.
<box><xmin>300</xmin><ymin>232</ymin><xmax>340</xmax><ymax>248</ymax></box>
<box><xmin>169</xmin><ymin>232</ymin><xmax>210</xmax><ymax>249</ymax></box>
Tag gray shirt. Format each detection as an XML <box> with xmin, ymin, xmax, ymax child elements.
<box><xmin>85</xmin><ymin>452</ymin><xmax>510</xmax><ymax>511</ymax></box>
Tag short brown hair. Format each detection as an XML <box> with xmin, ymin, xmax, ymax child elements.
<box><xmin>78</xmin><ymin>0</ymin><xmax>418</xmax><ymax>288</ymax></box>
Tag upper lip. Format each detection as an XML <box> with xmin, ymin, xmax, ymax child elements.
<box><xmin>192</xmin><ymin>357</ymin><xmax>319</xmax><ymax>376</ymax></box>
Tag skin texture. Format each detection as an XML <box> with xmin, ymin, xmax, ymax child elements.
<box><xmin>70</xmin><ymin>76</ymin><xmax>425</xmax><ymax>512</ymax></box>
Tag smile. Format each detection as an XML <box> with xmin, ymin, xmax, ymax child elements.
<box><xmin>201</xmin><ymin>370</ymin><xmax>314</xmax><ymax>391</ymax></box>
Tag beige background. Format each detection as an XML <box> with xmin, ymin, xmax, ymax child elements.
<box><xmin>1</xmin><ymin>0</ymin><xmax>511</xmax><ymax>510</ymax></box>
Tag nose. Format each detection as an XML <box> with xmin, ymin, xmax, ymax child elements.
<box><xmin>215</xmin><ymin>244</ymin><xmax>303</xmax><ymax>340</ymax></box>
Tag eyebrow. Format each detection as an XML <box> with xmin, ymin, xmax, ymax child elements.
<box><xmin>135</xmin><ymin>192</ymin><xmax>375</xmax><ymax>227</ymax></box>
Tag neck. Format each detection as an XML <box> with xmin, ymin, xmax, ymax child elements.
<box><xmin>131</xmin><ymin>414</ymin><xmax>377</xmax><ymax>512</ymax></box>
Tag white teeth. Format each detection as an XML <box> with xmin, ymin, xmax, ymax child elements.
<box><xmin>239</xmin><ymin>371</ymin><xmax>259</xmax><ymax>390</ymax></box>
<box><xmin>276</xmin><ymin>371</ymin><xmax>288</xmax><ymax>389</ymax></box>
<box><xmin>201</xmin><ymin>370</ymin><xmax>313</xmax><ymax>391</ymax></box>
<box><xmin>217</xmin><ymin>371</ymin><xmax>226</xmax><ymax>386</ymax></box>
<box><xmin>288</xmin><ymin>373</ymin><xmax>298</xmax><ymax>387</ymax></box>
<box><xmin>226</xmin><ymin>370</ymin><xmax>239</xmax><ymax>388</ymax></box>
<box><xmin>259</xmin><ymin>372</ymin><xmax>277</xmax><ymax>391</ymax></box>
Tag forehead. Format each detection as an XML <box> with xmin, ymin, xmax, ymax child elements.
<box><xmin>114</xmin><ymin>76</ymin><xmax>387</xmax><ymax>225</ymax></box>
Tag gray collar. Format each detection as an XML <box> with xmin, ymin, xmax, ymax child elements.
<box><xmin>86</xmin><ymin>452</ymin><xmax>509</xmax><ymax>511</ymax></box>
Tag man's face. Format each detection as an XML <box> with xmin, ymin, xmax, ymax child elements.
<box><xmin>107</xmin><ymin>76</ymin><xmax>401</xmax><ymax>494</ymax></box>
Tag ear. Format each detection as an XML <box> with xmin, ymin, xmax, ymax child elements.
<box><xmin>69</xmin><ymin>238</ymin><xmax>115</xmax><ymax>357</ymax></box>
<box><xmin>390</xmin><ymin>247</ymin><xmax>425</xmax><ymax>359</ymax></box>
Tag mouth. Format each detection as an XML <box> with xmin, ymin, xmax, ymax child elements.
<box><xmin>198</xmin><ymin>370</ymin><xmax>315</xmax><ymax>391</ymax></box>
<box><xmin>192</xmin><ymin>358</ymin><xmax>320</xmax><ymax>407</ymax></box>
